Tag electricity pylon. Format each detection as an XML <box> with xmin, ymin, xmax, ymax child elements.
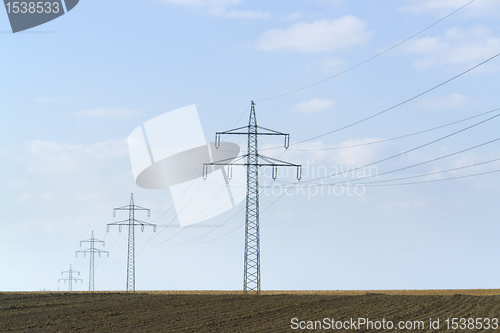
<box><xmin>76</xmin><ymin>231</ymin><xmax>109</xmax><ymax>291</ymax></box>
<box><xmin>203</xmin><ymin>101</ymin><xmax>301</xmax><ymax>294</ymax></box>
<box><xmin>59</xmin><ymin>264</ymin><xmax>82</xmax><ymax>291</ymax></box>
<box><xmin>107</xmin><ymin>193</ymin><xmax>156</xmax><ymax>292</ymax></box>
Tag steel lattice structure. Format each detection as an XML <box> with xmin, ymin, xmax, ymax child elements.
<box><xmin>204</xmin><ymin>101</ymin><xmax>301</xmax><ymax>294</ymax></box>
<box><xmin>59</xmin><ymin>264</ymin><xmax>82</xmax><ymax>291</ymax></box>
<box><xmin>76</xmin><ymin>231</ymin><xmax>108</xmax><ymax>291</ymax></box>
<box><xmin>107</xmin><ymin>193</ymin><xmax>156</xmax><ymax>292</ymax></box>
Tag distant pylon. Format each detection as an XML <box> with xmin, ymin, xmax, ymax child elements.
<box><xmin>204</xmin><ymin>101</ymin><xmax>301</xmax><ymax>294</ymax></box>
<box><xmin>107</xmin><ymin>193</ymin><xmax>156</xmax><ymax>292</ymax></box>
<box><xmin>76</xmin><ymin>231</ymin><xmax>109</xmax><ymax>291</ymax></box>
<box><xmin>59</xmin><ymin>264</ymin><xmax>82</xmax><ymax>291</ymax></box>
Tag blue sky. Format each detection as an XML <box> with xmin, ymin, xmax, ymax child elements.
<box><xmin>2</xmin><ymin>0</ymin><xmax>500</xmax><ymax>291</ymax></box>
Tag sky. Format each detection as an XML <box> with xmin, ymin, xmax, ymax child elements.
<box><xmin>1</xmin><ymin>0</ymin><xmax>500</xmax><ymax>292</ymax></box>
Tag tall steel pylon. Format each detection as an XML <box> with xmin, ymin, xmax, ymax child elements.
<box><xmin>204</xmin><ymin>101</ymin><xmax>301</xmax><ymax>294</ymax></box>
<box><xmin>107</xmin><ymin>193</ymin><xmax>156</xmax><ymax>292</ymax></box>
<box><xmin>76</xmin><ymin>231</ymin><xmax>109</xmax><ymax>291</ymax></box>
<box><xmin>59</xmin><ymin>264</ymin><xmax>82</xmax><ymax>291</ymax></box>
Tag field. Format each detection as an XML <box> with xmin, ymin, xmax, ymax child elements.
<box><xmin>1</xmin><ymin>290</ymin><xmax>500</xmax><ymax>332</ymax></box>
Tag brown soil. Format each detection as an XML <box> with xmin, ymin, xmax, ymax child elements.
<box><xmin>1</xmin><ymin>290</ymin><xmax>499</xmax><ymax>332</ymax></box>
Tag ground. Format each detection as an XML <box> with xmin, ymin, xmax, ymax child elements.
<box><xmin>1</xmin><ymin>290</ymin><xmax>500</xmax><ymax>332</ymax></box>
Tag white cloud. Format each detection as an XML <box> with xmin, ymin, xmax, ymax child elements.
<box><xmin>35</xmin><ymin>96</ymin><xmax>75</xmax><ymax>104</ymax></box>
<box><xmin>309</xmin><ymin>56</ymin><xmax>346</xmax><ymax>73</ymax></box>
<box><xmin>293</xmin><ymin>98</ymin><xmax>336</xmax><ymax>113</ymax></box>
<box><xmin>40</xmin><ymin>192</ymin><xmax>55</xmax><ymax>201</ymax></box>
<box><xmin>255</xmin><ymin>16</ymin><xmax>373</xmax><ymax>53</ymax></box>
<box><xmin>404</xmin><ymin>26</ymin><xmax>500</xmax><ymax>70</ymax></box>
<box><xmin>379</xmin><ymin>199</ymin><xmax>427</xmax><ymax>212</ymax></box>
<box><xmin>73</xmin><ymin>192</ymin><xmax>103</xmax><ymax>203</ymax></box>
<box><xmin>5</xmin><ymin>136</ymin><xmax>225</xmax><ymax>240</ymax></box>
<box><xmin>401</xmin><ymin>0</ymin><xmax>500</xmax><ymax>17</ymax></box>
<box><xmin>8</xmin><ymin>178</ymin><xmax>28</xmax><ymax>188</ymax></box>
<box><xmin>209</xmin><ymin>7</ymin><xmax>269</xmax><ymax>19</ymax></box>
<box><xmin>17</xmin><ymin>191</ymin><xmax>55</xmax><ymax>203</ymax></box>
<box><xmin>24</xmin><ymin>139</ymin><xmax>128</xmax><ymax>173</ymax></box>
<box><xmin>7</xmin><ymin>138</ymin><xmax>134</xmax><ymax>232</ymax></box>
<box><xmin>73</xmin><ymin>108</ymin><xmax>138</xmax><ymax>118</ymax></box>
<box><xmin>308</xmin><ymin>0</ymin><xmax>345</xmax><ymax>5</ymax></box>
<box><xmin>332</xmin><ymin>138</ymin><xmax>394</xmax><ymax>166</ymax></box>
<box><xmin>17</xmin><ymin>193</ymin><xmax>31</xmax><ymax>203</ymax></box>
<box><xmin>159</xmin><ymin>0</ymin><xmax>269</xmax><ymax>19</ymax></box>
<box><xmin>418</xmin><ymin>93</ymin><xmax>477</xmax><ymax>111</ymax></box>
<box><xmin>283</xmin><ymin>11</ymin><xmax>303</xmax><ymax>21</ymax></box>
<box><xmin>162</xmin><ymin>0</ymin><xmax>239</xmax><ymax>6</ymax></box>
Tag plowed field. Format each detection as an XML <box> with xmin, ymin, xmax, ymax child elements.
<box><xmin>1</xmin><ymin>290</ymin><xmax>499</xmax><ymax>332</ymax></box>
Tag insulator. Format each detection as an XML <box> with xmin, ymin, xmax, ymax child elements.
<box><xmin>272</xmin><ymin>165</ymin><xmax>278</xmax><ymax>180</ymax></box>
<box><xmin>107</xmin><ymin>252</ymin><xmax>110</xmax><ymax>257</ymax></box>
<box><xmin>284</xmin><ymin>134</ymin><xmax>290</xmax><ymax>149</ymax></box>
<box><xmin>227</xmin><ymin>165</ymin><xmax>233</xmax><ymax>180</ymax></box>
<box><xmin>153</xmin><ymin>225</ymin><xmax>157</xmax><ymax>232</ymax></box>
<box><xmin>141</xmin><ymin>225</ymin><xmax>144</xmax><ymax>232</ymax></box>
<box><xmin>147</xmin><ymin>210</ymin><xmax>151</xmax><ymax>217</ymax></box>
<box><xmin>215</xmin><ymin>133</ymin><xmax>221</xmax><ymax>149</ymax></box>
<box><xmin>106</xmin><ymin>225</ymin><xmax>109</xmax><ymax>233</ymax></box>
<box><xmin>84</xmin><ymin>253</ymin><xmax>86</xmax><ymax>257</ymax></box>
<box><xmin>113</xmin><ymin>210</ymin><xmax>116</xmax><ymax>217</ymax></box>
<box><xmin>297</xmin><ymin>166</ymin><xmax>302</xmax><ymax>181</ymax></box>
<box><xmin>119</xmin><ymin>225</ymin><xmax>122</xmax><ymax>233</ymax></box>
<box><xmin>203</xmin><ymin>164</ymin><xmax>208</xmax><ymax>180</ymax></box>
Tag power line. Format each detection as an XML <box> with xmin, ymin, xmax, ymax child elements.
<box><xmin>361</xmin><ymin>168</ymin><xmax>500</xmax><ymax>187</ymax></box>
<box><xmin>135</xmin><ymin>180</ymin><xmax>207</xmax><ymax>249</ymax></box>
<box><xmin>256</xmin><ymin>0</ymin><xmax>476</xmax><ymax>102</ymax></box>
<box><xmin>161</xmin><ymin>109</ymin><xmax>500</xmax><ymax>245</ymax></box>
<box><xmin>288</xmin><ymin>110</ymin><xmax>500</xmax><ymax>185</ymax></box>
<box><xmin>172</xmin><ymin>204</ymin><xmax>246</xmax><ymax>246</ymax></box>
<box><xmin>130</xmin><ymin>51</ymin><xmax>498</xmax><ymax>253</ymax></box>
<box><xmin>355</xmin><ymin>157</ymin><xmax>500</xmax><ymax>185</ymax></box>
<box><xmin>151</xmin><ymin>125</ymin><xmax>500</xmax><ymax>246</ymax></box>
<box><xmin>281</xmin><ymin>107</ymin><xmax>500</xmax><ymax>152</ymax></box>
<box><xmin>144</xmin><ymin>184</ymin><xmax>232</xmax><ymax>248</ymax></box>
<box><xmin>148</xmin><ymin>107</ymin><xmax>500</xmax><ymax>245</ymax></box>
<box><xmin>157</xmin><ymin>179</ymin><xmax>280</xmax><ymax>246</ymax></box>
<box><xmin>183</xmin><ymin>181</ymin><xmax>303</xmax><ymax>246</ymax></box>
<box><xmin>298</xmin><ymin>136</ymin><xmax>500</xmax><ymax>187</ymax></box>
<box><xmin>292</xmin><ymin>51</ymin><xmax>500</xmax><ymax>146</ymax></box>
<box><xmin>148</xmin><ymin>149</ymin><xmax>500</xmax><ymax>247</ymax></box>
<box><xmin>182</xmin><ymin>158</ymin><xmax>500</xmax><ymax>245</ymax></box>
